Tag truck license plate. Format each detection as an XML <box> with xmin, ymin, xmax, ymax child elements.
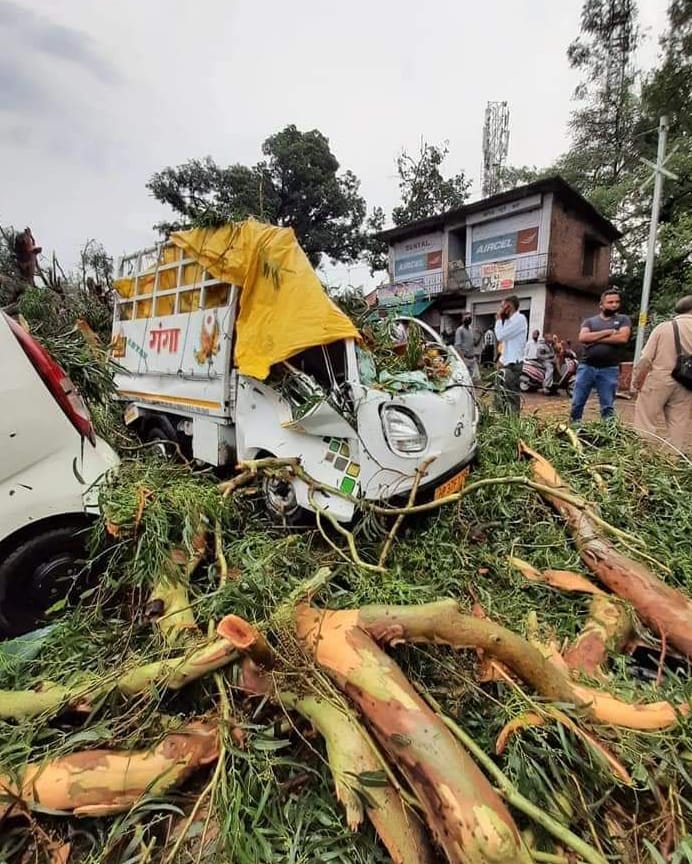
<box><xmin>434</xmin><ymin>466</ymin><xmax>469</xmax><ymax>501</ymax></box>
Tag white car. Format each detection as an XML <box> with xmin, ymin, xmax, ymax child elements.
<box><xmin>0</xmin><ymin>312</ymin><xmax>119</xmax><ymax>637</ymax></box>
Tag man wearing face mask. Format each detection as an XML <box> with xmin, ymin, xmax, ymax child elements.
<box><xmin>454</xmin><ymin>313</ymin><xmax>481</xmax><ymax>383</ymax></box>
<box><xmin>570</xmin><ymin>289</ymin><xmax>631</xmax><ymax>422</ymax></box>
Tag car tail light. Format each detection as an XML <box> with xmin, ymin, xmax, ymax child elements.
<box><xmin>5</xmin><ymin>314</ymin><xmax>96</xmax><ymax>445</ymax></box>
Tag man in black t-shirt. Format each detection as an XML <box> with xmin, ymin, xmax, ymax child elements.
<box><xmin>570</xmin><ymin>290</ymin><xmax>631</xmax><ymax>422</ymax></box>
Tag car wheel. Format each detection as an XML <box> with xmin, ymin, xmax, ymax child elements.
<box><xmin>0</xmin><ymin>522</ymin><xmax>97</xmax><ymax>639</ymax></box>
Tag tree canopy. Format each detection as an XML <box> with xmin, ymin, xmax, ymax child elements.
<box><xmin>363</xmin><ymin>139</ymin><xmax>471</xmax><ymax>274</ymax></box>
<box><xmin>147</xmin><ymin>126</ymin><xmax>367</xmax><ymax>268</ymax></box>
<box><xmin>500</xmin><ymin>0</ymin><xmax>692</xmax><ymax>318</ymax></box>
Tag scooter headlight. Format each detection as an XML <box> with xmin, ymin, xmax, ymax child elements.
<box><xmin>381</xmin><ymin>406</ymin><xmax>428</xmax><ymax>454</ymax></box>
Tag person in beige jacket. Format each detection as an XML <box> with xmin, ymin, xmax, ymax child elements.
<box><xmin>632</xmin><ymin>295</ymin><xmax>692</xmax><ymax>453</ymax></box>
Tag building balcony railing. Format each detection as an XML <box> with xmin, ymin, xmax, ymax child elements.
<box><xmin>375</xmin><ymin>253</ymin><xmax>551</xmax><ymax>309</ymax></box>
<box><xmin>447</xmin><ymin>252</ymin><xmax>550</xmax><ymax>293</ymax></box>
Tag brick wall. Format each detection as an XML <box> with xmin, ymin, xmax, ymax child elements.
<box><xmin>549</xmin><ymin>199</ymin><xmax>612</xmax><ymax>292</ymax></box>
<box><xmin>543</xmin><ymin>286</ymin><xmax>599</xmax><ymax>350</ymax></box>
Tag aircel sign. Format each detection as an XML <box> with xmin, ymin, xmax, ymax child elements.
<box><xmin>471</xmin><ymin>227</ymin><xmax>539</xmax><ymax>263</ymax></box>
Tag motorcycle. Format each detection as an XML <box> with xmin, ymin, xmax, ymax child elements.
<box><xmin>519</xmin><ymin>350</ymin><xmax>578</xmax><ymax>396</ymax></box>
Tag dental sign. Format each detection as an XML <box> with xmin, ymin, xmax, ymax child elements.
<box><xmin>392</xmin><ymin>232</ymin><xmax>443</xmax><ymax>281</ymax></box>
<box><xmin>471</xmin><ymin>227</ymin><xmax>539</xmax><ymax>263</ymax></box>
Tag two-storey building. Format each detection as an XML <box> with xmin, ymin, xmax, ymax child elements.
<box><xmin>375</xmin><ymin>176</ymin><xmax>621</xmax><ymax>346</ymax></box>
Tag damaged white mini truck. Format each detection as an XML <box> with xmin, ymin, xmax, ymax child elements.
<box><xmin>111</xmin><ymin>220</ymin><xmax>478</xmax><ymax>522</ymax></box>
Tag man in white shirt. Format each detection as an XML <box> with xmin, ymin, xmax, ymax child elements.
<box><xmin>494</xmin><ymin>295</ymin><xmax>528</xmax><ymax>413</ymax></box>
<box><xmin>524</xmin><ymin>330</ymin><xmax>540</xmax><ymax>361</ymax></box>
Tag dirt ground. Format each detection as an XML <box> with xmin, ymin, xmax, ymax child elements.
<box><xmin>514</xmin><ymin>389</ymin><xmax>692</xmax><ymax>454</ymax></box>
<box><xmin>520</xmin><ymin>390</ymin><xmax>636</xmax><ymax>425</ymax></box>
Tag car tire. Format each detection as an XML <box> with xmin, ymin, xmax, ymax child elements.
<box><xmin>0</xmin><ymin>522</ymin><xmax>96</xmax><ymax>639</ymax></box>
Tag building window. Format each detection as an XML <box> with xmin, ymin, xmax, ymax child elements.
<box><xmin>582</xmin><ymin>236</ymin><xmax>600</xmax><ymax>277</ymax></box>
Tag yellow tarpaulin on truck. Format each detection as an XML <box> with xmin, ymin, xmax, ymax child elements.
<box><xmin>169</xmin><ymin>220</ymin><xmax>359</xmax><ymax>380</ymax></box>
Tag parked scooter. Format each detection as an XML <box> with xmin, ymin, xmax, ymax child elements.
<box><xmin>520</xmin><ymin>347</ymin><xmax>578</xmax><ymax>396</ymax></box>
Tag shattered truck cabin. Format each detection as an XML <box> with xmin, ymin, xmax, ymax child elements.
<box><xmin>111</xmin><ymin>219</ymin><xmax>478</xmax><ymax>521</ymax></box>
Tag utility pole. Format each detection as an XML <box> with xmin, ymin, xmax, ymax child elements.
<box><xmin>634</xmin><ymin>115</ymin><xmax>677</xmax><ymax>364</ymax></box>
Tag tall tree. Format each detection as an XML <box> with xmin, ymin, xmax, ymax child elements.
<box><xmin>631</xmin><ymin>0</ymin><xmax>692</xmax><ymax>315</ymax></box>
<box><xmin>363</xmin><ymin>140</ymin><xmax>471</xmax><ymax>275</ymax></box>
<box><xmin>564</xmin><ymin>0</ymin><xmax>640</xmax><ymax>210</ymax></box>
<box><xmin>391</xmin><ymin>139</ymin><xmax>471</xmax><ymax>226</ymax></box>
<box><xmin>147</xmin><ymin>126</ymin><xmax>367</xmax><ymax>267</ymax></box>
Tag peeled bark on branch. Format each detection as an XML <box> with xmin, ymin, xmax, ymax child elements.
<box><xmin>349</xmin><ymin>599</ymin><xmax>687</xmax><ymax>730</ymax></box>
<box><xmin>0</xmin><ymin>617</ymin><xmax>242</xmax><ymax>721</ymax></box>
<box><xmin>217</xmin><ymin>615</ymin><xmax>274</xmax><ymax>668</ymax></box>
<box><xmin>509</xmin><ymin>557</ymin><xmax>634</xmax><ymax>678</ymax></box>
<box><xmin>563</xmin><ymin>595</ymin><xmax>634</xmax><ymax>678</ymax></box>
<box><xmin>296</xmin><ymin>606</ymin><xmax>534</xmax><ymax>864</ymax></box>
<box><xmin>0</xmin><ymin>722</ymin><xmax>218</xmax><ymax>818</ymax></box>
<box><xmin>238</xmin><ymin>659</ymin><xmax>434</xmax><ymax>864</ymax></box>
<box><xmin>522</xmin><ymin>442</ymin><xmax>692</xmax><ymax>659</ymax></box>
<box><xmin>147</xmin><ymin>578</ymin><xmax>198</xmax><ymax>644</ymax></box>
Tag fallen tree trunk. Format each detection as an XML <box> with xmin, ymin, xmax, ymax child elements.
<box><xmin>346</xmin><ymin>599</ymin><xmax>687</xmax><ymax>730</ymax></box>
<box><xmin>296</xmin><ymin>606</ymin><xmax>534</xmax><ymax>864</ymax></box>
<box><xmin>0</xmin><ymin>722</ymin><xmax>218</xmax><ymax>818</ymax></box>
<box><xmin>521</xmin><ymin>442</ymin><xmax>692</xmax><ymax>659</ymax></box>
<box><xmin>238</xmin><ymin>659</ymin><xmax>434</xmax><ymax>864</ymax></box>
<box><xmin>0</xmin><ymin>617</ymin><xmax>241</xmax><ymax>721</ymax></box>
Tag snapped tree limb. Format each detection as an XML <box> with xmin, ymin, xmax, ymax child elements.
<box><xmin>521</xmin><ymin>441</ymin><xmax>692</xmax><ymax>659</ymax></box>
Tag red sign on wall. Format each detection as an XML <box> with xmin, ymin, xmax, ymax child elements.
<box><xmin>426</xmin><ymin>250</ymin><xmax>442</xmax><ymax>269</ymax></box>
<box><xmin>516</xmin><ymin>227</ymin><xmax>539</xmax><ymax>254</ymax></box>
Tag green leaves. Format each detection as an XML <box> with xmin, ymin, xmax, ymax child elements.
<box><xmin>391</xmin><ymin>139</ymin><xmax>471</xmax><ymax>227</ymax></box>
<box><xmin>147</xmin><ymin>126</ymin><xmax>368</xmax><ymax>267</ymax></box>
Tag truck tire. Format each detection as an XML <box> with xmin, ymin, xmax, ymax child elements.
<box><xmin>144</xmin><ymin>424</ymin><xmax>178</xmax><ymax>458</ymax></box>
<box><xmin>255</xmin><ymin>452</ymin><xmax>309</xmax><ymax>525</ymax></box>
<box><xmin>260</xmin><ymin>473</ymin><xmax>308</xmax><ymax>525</ymax></box>
<box><xmin>0</xmin><ymin>521</ymin><xmax>96</xmax><ymax>639</ymax></box>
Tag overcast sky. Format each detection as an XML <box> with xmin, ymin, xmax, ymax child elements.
<box><xmin>0</xmin><ymin>0</ymin><xmax>669</xmax><ymax>289</ymax></box>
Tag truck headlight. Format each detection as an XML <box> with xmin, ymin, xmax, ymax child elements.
<box><xmin>381</xmin><ymin>406</ymin><xmax>428</xmax><ymax>454</ymax></box>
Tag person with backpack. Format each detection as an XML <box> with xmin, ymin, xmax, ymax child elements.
<box><xmin>632</xmin><ymin>295</ymin><xmax>692</xmax><ymax>453</ymax></box>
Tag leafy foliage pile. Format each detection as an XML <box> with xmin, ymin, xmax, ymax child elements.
<box><xmin>1</xmin><ymin>410</ymin><xmax>691</xmax><ymax>863</ymax></box>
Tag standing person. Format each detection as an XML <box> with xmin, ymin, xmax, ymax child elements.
<box><xmin>482</xmin><ymin>327</ymin><xmax>496</xmax><ymax>365</ymax></box>
<box><xmin>454</xmin><ymin>313</ymin><xmax>481</xmax><ymax>383</ymax></box>
<box><xmin>494</xmin><ymin>295</ymin><xmax>527</xmax><ymax>413</ymax></box>
<box><xmin>524</xmin><ymin>329</ymin><xmax>540</xmax><ymax>360</ymax></box>
<box><xmin>472</xmin><ymin>323</ymin><xmax>483</xmax><ymax>373</ymax></box>
<box><xmin>632</xmin><ymin>295</ymin><xmax>692</xmax><ymax>453</ymax></box>
<box><xmin>570</xmin><ymin>290</ymin><xmax>631</xmax><ymax>422</ymax></box>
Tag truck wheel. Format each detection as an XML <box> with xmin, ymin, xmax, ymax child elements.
<box><xmin>260</xmin><ymin>473</ymin><xmax>308</xmax><ymax>525</ymax></box>
<box><xmin>144</xmin><ymin>424</ymin><xmax>179</xmax><ymax>459</ymax></box>
<box><xmin>0</xmin><ymin>521</ymin><xmax>96</xmax><ymax>639</ymax></box>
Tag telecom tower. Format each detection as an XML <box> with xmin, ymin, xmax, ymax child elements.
<box><xmin>481</xmin><ymin>101</ymin><xmax>510</xmax><ymax>198</ymax></box>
